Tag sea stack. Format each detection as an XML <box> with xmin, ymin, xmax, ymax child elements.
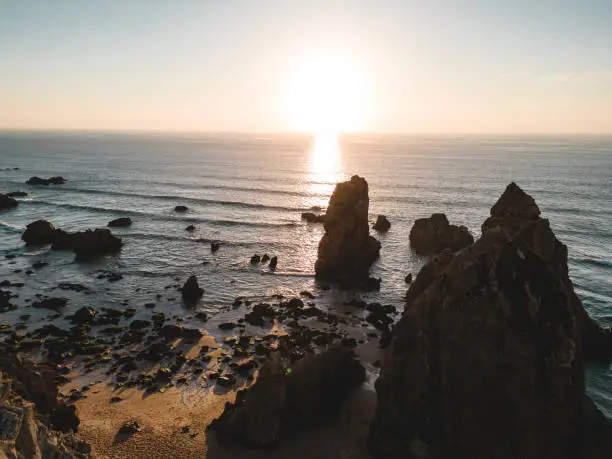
<box><xmin>315</xmin><ymin>175</ymin><xmax>380</xmax><ymax>285</ymax></box>
<box><xmin>409</xmin><ymin>213</ymin><xmax>473</xmax><ymax>255</ymax></box>
<box><xmin>368</xmin><ymin>183</ymin><xmax>612</xmax><ymax>459</ymax></box>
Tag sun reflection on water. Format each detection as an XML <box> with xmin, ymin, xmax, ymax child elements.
<box><xmin>307</xmin><ymin>133</ymin><xmax>344</xmax><ymax>209</ymax></box>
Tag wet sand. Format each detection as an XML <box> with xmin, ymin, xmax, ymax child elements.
<box><xmin>74</xmin><ymin>382</ymin><xmax>375</xmax><ymax>459</ymax></box>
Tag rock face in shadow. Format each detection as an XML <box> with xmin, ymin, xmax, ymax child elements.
<box><xmin>369</xmin><ymin>183</ymin><xmax>612</xmax><ymax>459</ymax></box>
<box><xmin>181</xmin><ymin>275</ymin><xmax>203</xmax><ymax>305</ymax></box>
<box><xmin>107</xmin><ymin>217</ymin><xmax>132</xmax><ymax>227</ymax></box>
<box><xmin>0</xmin><ymin>194</ymin><xmax>18</xmax><ymax>210</ymax></box>
<box><xmin>21</xmin><ymin>220</ymin><xmax>56</xmax><ymax>245</ymax></box>
<box><xmin>72</xmin><ymin>229</ymin><xmax>123</xmax><ymax>260</ymax></box>
<box><xmin>372</xmin><ymin>215</ymin><xmax>391</xmax><ymax>232</ymax></box>
<box><xmin>315</xmin><ymin>175</ymin><xmax>381</xmax><ymax>285</ymax></box>
<box><xmin>26</xmin><ymin>176</ymin><xmax>66</xmax><ymax>185</ymax></box>
<box><xmin>209</xmin><ymin>348</ymin><xmax>365</xmax><ymax>449</ymax></box>
<box><xmin>409</xmin><ymin>213</ymin><xmax>473</xmax><ymax>255</ymax></box>
<box><xmin>301</xmin><ymin>212</ymin><xmax>326</xmax><ymax>223</ymax></box>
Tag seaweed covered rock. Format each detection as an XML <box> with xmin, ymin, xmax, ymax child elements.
<box><xmin>22</xmin><ymin>220</ymin><xmax>56</xmax><ymax>245</ymax></box>
<box><xmin>369</xmin><ymin>183</ymin><xmax>612</xmax><ymax>459</ymax></box>
<box><xmin>209</xmin><ymin>348</ymin><xmax>365</xmax><ymax>448</ymax></box>
<box><xmin>409</xmin><ymin>213</ymin><xmax>473</xmax><ymax>255</ymax></box>
<box><xmin>315</xmin><ymin>175</ymin><xmax>380</xmax><ymax>285</ymax></box>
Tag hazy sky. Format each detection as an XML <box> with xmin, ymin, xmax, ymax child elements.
<box><xmin>1</xmin><ymin>0</ymin><xmax>611</xmax><ymax>133</ymax></box>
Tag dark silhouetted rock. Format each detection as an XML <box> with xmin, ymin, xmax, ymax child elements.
<box><xmin>268</xmin><ymin>256</ymin><xmax>278</xmax><ymax>270</ymax></box>
<box><xmin>185</xmin><ymin>225</ymin><xmax>196</xmax><ymax>232</ymax></box>
<box><xmin>70</xmin><ymin>306</ymin><xmax>96</xmax><ymax>324</ymax></box>
<box><xmin>261</xmin><ymin>254</ymin><xmax>270</xmax><ymax>263</ymax></box>
<box><xmin>369</xmin><ymin>183</ymin><xmax>612</xmax><ymax>459</ymax></box>
<box><xmin>0</xmin><ymin>194</ymin><xmax>18</xmax><ymax>210</ymax></box>
<box><xmin>108</xmin><ymin>217</ymin><xmax>132</xmax><ymax>228</ymax></box>
<box><xmin>409</xmin><ymin>213</ymin><xmax>473</xmax><ymax>255</ymax></box>
<box><xmin>50</xmin><ymin>229</ymin><xmax>80</xmax><ymax>250</ymax></box>
<box><xmin>72</xmin><ymin>229</ymin><xmax>123</xmax><ymax>260</ymax></box>
<box><xmin>301</xmin><ymin>212</ymin><xmax>326</xmax><ymax>223</ymax></box>
<box><xmin>404</xmin><ymin>273</ymin><xmax>412</xmax><ymax>284</ymax></box>
<box><xmin>482</xmin><ymin>181</ymin><xmax>541</xmax><ymax>235</ymax></box>
<box><xmin>372</xmin><ymin>215</ymin><xmax>391</xmax><ymax>232</ymax></box>
<box><xmin>250</xmin><ymin>254</ymin><xmax>261</xmax><ymax>264</ymax></box>
<box><xmin>209</xmin><ymin>348</ymin><xmax>365</xmax><ymax>448</ymax></box>
<box><xmin>22</xmin><ymin>220</ymin><xmax>56</xmax><ymax>245</ymax></box>
<box><xmin>26</xmin><ymin>176</ymin><xmax>66</xmax><ymax>185</ymax></box>
<box><xmin>181</xmin><ymin>275</ymin><xmax>203</xmax><ymax>305</ymax></box>
<box><xmin>315</xmin><ymin>176</ymin><xmax>380</xmax><ymax>286</ymax></box>
<box><xmin>118</xmin><ymin>420</ymin><xmax>140</xmax><ymax>437</ymax></box>
<box><xmin>174</xmin><ymin>205</ymin><xmax>188</xmax><ymax>212</ymax></box>
<box><xmin>32</xmin><ymin>297</ymin><xmax>67</xmax><ymax>310</ymax></box>
<box><xmin>6</xmin><ymin>191</ymin><xmax>27</xmax><ymax>198</ymax></box>
<box><xmin>211</xmin><ymin>241</ymin><xmax>220</xmax><ymax>252</ymax></box>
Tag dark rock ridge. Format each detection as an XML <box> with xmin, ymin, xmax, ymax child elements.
<box><xmin>209</xmin><ymin>347</ymin><xmax>365</xmax><ymax>448</ymax></box>
<box><xmin>408</xmin><ymin>212</ymin><xmax>473</xmax><ymax>255</ymax></box>
<box><xmin>26</xmin><ymin>176</ymin><xmax>66</xmax><ymax>185</ymax></box>
<box><xmin>315</xmin><ymin>175</ymin><xmax>381</xmax><ymax>285</ymax></box>
<box><xmin>369</xmin><ymin>183</ymin><xmax>612</xmax><ymax>459</ymax></box>
<box><xmin>372</xmin><ymin>214</ymin><xmax>391</xmax><ymax>232</ymax></box>
<box><xmin>181</xmin><ymin>275</ymin><xmax>203</xmax><ymax>305</ymax></box>
<box><xmin>107</xmin><ymin>217</ymin><xmax>132</xmax><ymax>227</ymax></box>
<box><xmin>6</xmin><ymin>191</ymin><xmax>27</xmax><ymax>197</ymax></box>
<box><xmin>301</xmin><ymin>212</ymin><xmax>326</xmax><ymax>223</ymax></box>
<box><xmin>0</xmin><ymin>194</ymin><xmax>18</xmax><ymax>210</ymax></box>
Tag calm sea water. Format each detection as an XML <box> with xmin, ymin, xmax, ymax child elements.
<box><xmin>0</xmin><ymin>132</ymin><xmax>611</xmax><ymax>413</ymax></box>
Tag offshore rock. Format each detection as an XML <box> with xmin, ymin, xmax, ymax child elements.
<box><xmin>209</xmin><ymin>348</ymin><xmax>365</xmax><ymax>448</ymax></box>
<box><xmin>22</xmin><ymin>220</ymin><xmax>56</xmax><ymax>245</ymax></box>
<box><xmin>181</xmin><ymin>275</ymin><xmax>203</xmax><ymax>305</ymax></box>
<box><xmin>0</xmin><ymin>194</ymin><xmax>18</xmax><ymax>210</ymax></box>
<box><xmin>26</xmin><ymin>176</ymin><xmax>66</xmax><ymax>185</ymax></box>
<box><xmin>372</xmin><ymin>215</ymin><xmax>391</xmax><ymax>232</ymax></box>
<box><xmin>482</xmin><ymin>181</ymin><xmax>541</xmax><ymax>235</ymax></box>
<box><xmin>409</xmin><ymin>213</ymin><xmax>473</xmax><ymax>255</ymax></box>
<box><xmin>301</xmin><ymin>212</ymin><xmax>326</xmax><ymax>223</ymax></box>
<box><xmin>369</xmin><ymin>183</ymin><xmax>612</xmax><ymax>459</ymax></box>
<box><xmin>73</xmin><ymin>229</ymin><xmax>123</xmax><ymax>260</ymax></box>
<box><xmin>315</xmin><ymin>175</ymin><xmax>380</xmax><ymax>284</ymax></box>
<box><xmin>107</xmin><ymin>217</ymin><xmax>132</xmax><ymax>227</ymax></box>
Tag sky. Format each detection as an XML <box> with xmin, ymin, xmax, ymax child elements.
<box><xmin>0</xmin><ymin>0</ymin><xmax>611</xmax><ymax>134</ymax></box>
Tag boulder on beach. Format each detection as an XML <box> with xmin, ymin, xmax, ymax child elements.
<box><xmin>315</xmin><ymin>175</ymin><xmax>380</xmax><ymax>285</ymax></box>
<box><xmin>21</xmin><ymin>220</ymin><xmax>56</xmax><ymax>245</ymax></box>
<box><xmin>107</xmin><ymin>217</ymin><xmax>132</xmax><ymax>228</ymax></box>
<box><xmin>301</xmin><ymin>212</ymin><xmax>326</xmax><ymax>223</ymax></box>
<box><xmin>408</xmin><ymin>212</ymin><xmax>473</xmax><ymax>255</ymax></box>
<box><xmin>72</xmin><ymin>229</ymin><xmax>123</xmax><ymax>260</ymax></box>
<box><xmin>209</xmin><ymin>347</ymin><xmax>365</xmax><ymax>448</ymax></box>
<box><xmin>0</xmin><ymin>193</ymin><xmax>18</xmax><ymax>210</ymax></box>
<box><xmin>372</xmin><ymin>215</ymin><xmax>391</xmax><ymax>232</ymax></box>
<box><xmin>174</xmin><ymin>205</ymin><xmax>188</xmax><ymax>212</ymax></box>
<box><xmin>26</xmin><ymin>176</ymin><xmax>66</xmax><ymax>186</ymax></box>
<box><xmin>181</xmin><ymin>275</ymin><xmax>203</xmax><ymax>305</ymax></box>
<box><xmin>369</xmin><ymin>183</ymin><xmax>612</xmax><ymax>459</ymax></box>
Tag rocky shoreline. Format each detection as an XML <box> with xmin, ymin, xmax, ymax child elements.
<box><xmin>1</xmin><ymin>177</ymin><xmax>610</xmax><ymax>458</ymax></box>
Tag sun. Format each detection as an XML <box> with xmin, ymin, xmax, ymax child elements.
<box><xmin>285</xmin><ymin>54</ymin><xmax>366</xmax><ymax>133</ymax></box>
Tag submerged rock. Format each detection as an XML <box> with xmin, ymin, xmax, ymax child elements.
<box><xmin>315</xmin><ymin>175</ymin><xmax>380</xmax><ymax>285</ymax></box>
<box><xmin>22</xmin><ymin>220</ymin><xmax>56</xmax><ymax>245</ymax></box>
<box><xmin>372</xmin><ymin>215</ymin><xmax>391</xmax><ymax>232</ymax></box>
<box><xmin>181</xmin><ymin>275</ymin><xmax>203</xmax><ymax>305</ymax></box>
<box><xmin>209</xmin><ymin>348</ymin><xmax>365</xmax><ymax>448</ymax></box>
<box><xmin>70</xmin><ymin>306</ymin><xmax>97</xmax><ymax>324</ymax></box>
<box><xmin>32</xmin><ymin>297</ymin><xmax>67</xmax><ymax>311</ymax></box>
<box><xmin>409</xmin><ymin>213</ymin><xmax>473</xmax><ymax>255</ymax></box>
<box><xmin>369</xmin><ymin>183</ymin><xmax>612</xmax><ymax>459</ymax></box>
<box><xmin>301</xmin><ymin>212</ymin><xmax>326</xmax><ymax>223</ymax></box>
<box><xmin>0</xmin><ymin>194</ymin><xmax>18</xmax><ymax>210</ymax></box>
<box><xmin>73</xmin><ymin>229</ymin><xmax>123</xmax><ymax>260</ymax></box>
<box><xmin>6</xmin><ymin>191</ymin><xmax>27</xmax><ymax>198</ymax></box>
<box><xmin>107</xmin><ymin>217</ymin><xmax>132</xmax><ymax>228</ymax></box>
<box><xmin>26</xmin><ymin>176</ymin><xmax>66</xmax><ymax>185</ymax></box>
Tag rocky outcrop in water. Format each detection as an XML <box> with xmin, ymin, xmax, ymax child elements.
<box><xmin>6</xmin><ymin>191</ymin><xmax>27</xmax><ymax>198</ymax></box>
<box><xmin>181</xmin><ymin>275</ymin><xmax>203</xmax><ymax>305</ymax></box>
<box><xmin>72</xmin><ymin>229</ymin><xmax>123</xmax><ymax>260</ymax></box>
<box><xmin>107</xmin><ymin>217</ymin><xmax>132</xmax><ymax>227</ymax></box>
<box><xmin>369</xmin><ymin>183</ymin><xmax>612</xmax><ymax>459</ymax></box>
<box><xmin>315</xmin><ymin>175</ymin><xmax>380</xmax><ymax>285</ymax></box>
<box><xmin>26</xmin><ymin>176</ymin><xmax>66</xmax><ymax>185</ymax></box>
<box><xmin>209</xmin><ymin>347</ymin><xmax>365</xmax><ymax>448</ymax></box>
<box><xmin>373</xmin><ymin>215</ymin><xmax>391</xmax><ymax>232</ymax></box>
<box><xmin>408</xmin><ymin>213</ymin><xmax>473</xmax><ymax>255</ymax></box>
<box><xmin>301</xmin><ymin>212</ymin><xmax>326</xmax><ymax>223</ymax></box>
<box><xmin>21</xmin><ymin>220</ymin><xmax>56</xmax><ymax>245</ymax></box>
<box><xmin>0</xmin><ymin>194</ymin><xmax>18</xmax><ymax>210</ymax></box>
<box><xmin>174</xmin><ymin>205</ymin><xmax>188</xmax><ymax>212</ymax></box>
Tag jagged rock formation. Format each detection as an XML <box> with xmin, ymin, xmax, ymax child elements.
<box><xmin>209</xmin><ymin>348</ymin><xmax>365</xmax><ymax>448</ymax></box>
<box><xmin>373</xmin><ymin>215</ymin><xmax>391</xmax><ymax>232</ymax></box>
<box><xmin>369</xmin><ymin>183</ymin><xmax>612</xmax><ymax>459</ymax></box>
<box><xmin>409</xmin><ymin>213</ymin><xmax>473</xmax><ymax>255</ymax></box>
<box><xmin>315</xmin><ymin>175</ymin><xmax>381</xmax><ymax>285</ymax></box>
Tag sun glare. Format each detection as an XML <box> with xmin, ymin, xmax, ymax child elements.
<box><xmin>286</xmin><ymin>54</ymin><xmax>366</xmax><ymax>134</ymax></box>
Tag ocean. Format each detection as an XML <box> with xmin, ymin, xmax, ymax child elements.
<box><xmin>1</xmin><ymin>132</ymin><xmax>611</xmax><ymax>414</ymax></box>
